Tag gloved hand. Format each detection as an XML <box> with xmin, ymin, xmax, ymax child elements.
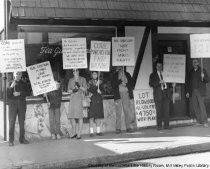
<box><xmin>118</xmin><ymin>79</ymin><xmax>123</xmax><ymax>84</ymax></box>
<box><xmin>72</xmin><ymin>88</ymin><xmax>78</xmax><ymax>93</ymax></box>
<box><xmin>75</xmin><ymin>82</ymin><xmax>80</xmax><ymax>88</ymax></box>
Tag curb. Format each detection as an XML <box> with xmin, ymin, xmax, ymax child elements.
<box><xmin>17</xmin><ymin>142</ymin><xmax>210</xmax><ymax>169</ymax></box>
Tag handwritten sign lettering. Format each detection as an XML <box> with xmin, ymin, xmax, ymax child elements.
<box><xmin>90</xmin><ymin>41</ymin><xmax>111</xmax><ymax>72</ymax></box>
<box><xmin>134</xmin><ymin>90</ymin><xmax>156</xmax><ymax>127</ymax></box>
<box><xmin>190</xmin><ymin>34</ymin><xmax>210</xmax><ymax>58</ymax></box>
<box><xmin>27</xmin><ymin>61</ymin><xmax>56</xmax><ymax>96</ymax></box>
<box><xmin>163</xmin><ymin>54</ymin><xmax>186</xmax><ymax>83</ymax></box>
<box><xmin>0</xmin><ymin>39</ymin><xmax>26</xmax><ymax>72</ymax></box>
<box><xmin>112</xmin><ymin>37</ymin><xmax>135</xmax><ymax>66</ymax></box>
<box><xmin>62</xmin><ymin>38</ymin><xmax>87</xmax><ymax>69</ymax></box>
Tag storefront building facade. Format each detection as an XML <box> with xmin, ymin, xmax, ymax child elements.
<box><xmin>1</xmin><ymin>0</ymin><xmax>210</xmax><ymax>139</ymax></box>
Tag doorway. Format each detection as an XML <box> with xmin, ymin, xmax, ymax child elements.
<box><xmin>158</xmin><ymin>39</ymin><xmax>189</xmax><ymax>118</ymax></box>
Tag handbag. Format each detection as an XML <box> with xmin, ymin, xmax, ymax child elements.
<box><xmin>83</xmin><ymin>108</ymin><xmax>88</xmax><ymax>118</ymax></box>
<box><xmin>82</xmin><ymin>91</ymin><xmax>91</xmax><ymax>108</ymax></box>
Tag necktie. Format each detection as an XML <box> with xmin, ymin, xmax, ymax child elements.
<box><xmin>159</xmin><ymin>72</ymin><xmax>167</xmax><ymax>90</ymax></box>
<box><xmin>160</xmin><ymin>72</ymin><xmax>163</xmax><ymax>80</ymax></box>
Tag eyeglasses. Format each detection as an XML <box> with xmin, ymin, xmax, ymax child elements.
<box><xmin>73</xmin><ymin>69</ymin><xmax>79</xmax><ymax>72</ymax></box>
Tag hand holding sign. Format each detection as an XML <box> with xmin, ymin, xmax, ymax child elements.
<box><xmin>13</xmin><ymin>92</ymin><xmax>21</xmax><ymax>96</ymax></box>
<box><xmin>97</xmin><ymin>88</ymin><xmax>101</xmax><ymax>94</ymax></box>
<box><xmin>201</xmin><ymin>72</ymin><xmax>205</xmax><ymax>81</ymax></box>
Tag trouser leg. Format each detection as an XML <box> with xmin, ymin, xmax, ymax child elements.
<box><xmin>54</xmin><ymin>107</ymin><xmax>61</xmax><ymax>134</ymax></box>
<box><xmin>18</xmin><ymin>102</ymin><xmax>26</xmax><ymax>142</ymax></box>
<box><xmin>121</xmin><ymin>94</ymin><xmax>133</xmax><ymax>130</ymax></box>
<box><xmin>130</xmin><ymin>99</ymin><xmax>137</xmax><ymax>129</ymax></box>
<box><xmin>49</xmin><ymin>108</ymin><xmax>56</xmax><ymax>134</ymax></box>
<box><xmin>196</xmin><ymin>91</ymin><xmax>208</xmax><ymax>124</ymax></box>
<box><xmin>9</xmin><ymin>104</ymin><xmax>17</xmax><ymax>143</ymax></box>
<box><xmin>163</xmin><ymin>92</ymin><xmax>170</xmax><ymax>127</ymax></box>
<box><xmin>191</xmin><ymin>90</ymin><xmax>201</xmax><ymax>123</ymax></box>
<box><xmin>115</xmin><ymin>99</ymin><xmax>123</xmax><ymax>130</ymax></box>
<box><xmin>154</xmin><ymin>99</ymin><xmax>162</xmax><ymax>127</ymax></box>
<box><xmin>189</xmin><ymin>97</ymin><xmax>196</xmax><ymax>121</ymax></box>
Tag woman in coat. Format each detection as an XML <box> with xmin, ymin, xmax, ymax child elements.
<box><xmin>67</xmin><ymin>69</ymin><xmax>87</xmax><ymax>139</ymax></box>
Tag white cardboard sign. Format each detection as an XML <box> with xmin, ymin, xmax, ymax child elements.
<box><xmin>134</xmin><ymin>89</ymin><xmax>157</xmax><ymax>128</ymax></box>
<box><xmin>0</xmin><ymin>39</ymin><xmax>26</xmax><ymax>72</ymax></box>
<box><xmin>112</xmin><ymin>37</ymin><xmax>135</xmax><ymax>66</ymax></box>
<box><xmin>163</xmin><ymin>54</ymin><xmax>186</xmax><ymax>84</ymax></box>
<box><xmin>62</xmin><ymin>38</ymin><xmax>87</xmax><ymax>69</ymax></box>
<box><xmin>27</xmin><ymin>61</ymin><xmax>56</xmax><ymax>96</ymax></box>
<box><xmin>190</xmin><ymin>34</ymin><xmax>210</xmax><ymax>58</ymax></box>
<box><xmin>90</xmin><ymin>41</ymin><xmax>111</xmax><ymax>72</ymax></box>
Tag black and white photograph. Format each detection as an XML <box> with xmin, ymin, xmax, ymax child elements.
<box><xmin>1</xmin><ymin>0</ymin><xmax>210</xmax><ymax>169</ymax></box>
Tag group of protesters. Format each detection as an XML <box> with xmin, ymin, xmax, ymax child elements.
<box><xmin>149</xmin><ymin>58</ymin><xmax>209</xmax><ymax>131</ymax></box>
<box><xmin>7</xmin><ymin>57</ymin><xmax>209</xmax><ymax>146</ymax></box>
<box><xmin>7</xmin><ymin>66</ymin><xmax>137</xmax><ymax>146</ymax></box>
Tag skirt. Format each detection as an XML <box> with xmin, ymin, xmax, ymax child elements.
<box><xmin>67</xmin><ymin>92</ymin><xmax>83</xmax><ymax>119</ymax></box>
<box><xmin>88</xmin><ymin>93</ymin><xmax>104</xmax><ymax>119</ymax></box>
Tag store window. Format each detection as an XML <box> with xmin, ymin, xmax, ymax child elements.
<box><xmin>18</xmin><ymin>26</ymin><xmax>116</xmax><ymax>96</ymax></box>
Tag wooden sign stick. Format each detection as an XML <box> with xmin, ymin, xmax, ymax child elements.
<box><xmin>201</xmin><ymin>58</ymin><xmax>204</xmax><ymax>81</ymax></box>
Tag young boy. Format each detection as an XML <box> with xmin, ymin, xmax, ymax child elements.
<box><xmin>44</xmin><ymin>81</ymin><xmax>62</xmax><ymax>139</ymax></box>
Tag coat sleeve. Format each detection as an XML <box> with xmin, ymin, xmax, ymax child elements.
<box><xmin>125</xmin><ymin>72</ymin><xmax>134</xmax><ymax>90</ymax></box>
<box><xmin>81</xmin><ymin>77</ymin><xmax>87</xmax><ymax>90</ymax></box>
<box><xmin>7</xmin><ymin>81</ymin><xmax>14</xmax><ymax>99</ymax></box>
<box><xmin>111</xmin><ymin>73</ymin><xmax>122</xmax><ymax>89</ymax></box>
<box><xmin>203</xmin><ymin>69</ymin><xmax>209</xmax><ymax>83</ymax></box>
<box><xmin>149</xmin><ymin>73</ymin><xmax>160</xmax><ymax>88</ymax></box>
<box><xmin>185</xmin><ymin>71</ymin><xmax>191</xmax><ymax>94</ymax></box>
<box><xmin>21</xmin><ymin>81</ymin><xmax>30</xmax><ymax>97</ymax></box>
<box><xmin>68</xmin><ymin>79</ymin><xmax>74</xmax><ymax>90</ymax></box>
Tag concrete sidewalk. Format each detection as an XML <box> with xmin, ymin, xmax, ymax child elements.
<box><xmin>1</xmin><ymin>124</ymin><xmax>210</xmax><ymax>169</ymax></box>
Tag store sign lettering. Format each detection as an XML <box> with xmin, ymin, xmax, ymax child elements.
<box><xmin>39</xmin><ymin>47</ymin><xmax>112</xmax><ymax>56</ymax></box>
<box><xmin>40</xmin><ymin>47</ymin><xmax>62</xmax><ymax>55</ymax></box>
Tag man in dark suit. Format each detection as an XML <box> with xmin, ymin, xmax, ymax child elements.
<box><xmin>186</xmin><ymin>58</ymin><xmax>209</xmax><ymax>127</ymax></box>
<box><xmin>7</xmin><ymin>72</ymin><xmax>30</xmax><ymax>146</ymax></box>
<box><xmin>149</xmin><ymin>61</ymin><xmax>171</xmax><ymax>130</ymax></box>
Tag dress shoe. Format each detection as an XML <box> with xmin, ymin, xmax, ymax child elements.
<box><xmin>164</xmin><ymin>126</ymin><xmax>172</xmax><ymax>130</ymax></box>
<box><xmin>96</xmin><ymin>132</ymin><xmax>103</xmax><ymax>136</ymax></box>
<box><xmin>76</xmin><ymin>136</ymin><xmax>81</xmax><ymax>139</ymax></box>
<box><xmin>116</xmin><ymin>129</ymin><xmax>121</xmax><ymax>134</ymax></box>
<box><xmin>204</xmin><ymin>123</ymin><xmax>209</xmax><ymax>128</ymax></box>
<box><xmin>70</xmin><ymin>134</ymin><xmax>77</xmax><ymax>139</ymax></box>
<box><xmin>126</xmin><ymin>128</ymin><xmax>134</xmax><ymax>133</ymax></box>
<box><xmin>20</xmin><ymin>139</ymin><xmax>29</xmax><ymax>144</ymax></box>
<box><xmin>51</xmin><ymin>134</ymin><xmax>56</xmax><ymax>140</ymax></box>
<box><xmin>9</xmin><ymin>142</ymin><xmax>14</xmax><ymax>146</ymax></box>
<box><xmin>157</xmin><ymin>126</ymin><xmax>163</xmax><ymax>131</ymax></box>
<box><xmin>193</xmin><ymin>123</ymin><xmax>202</xmax><ymax>127</ymax></box>
<box><xmin>57</xmin><ymin>134</ymin><xmax>61</xmax><ymax>140</ymax></box>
